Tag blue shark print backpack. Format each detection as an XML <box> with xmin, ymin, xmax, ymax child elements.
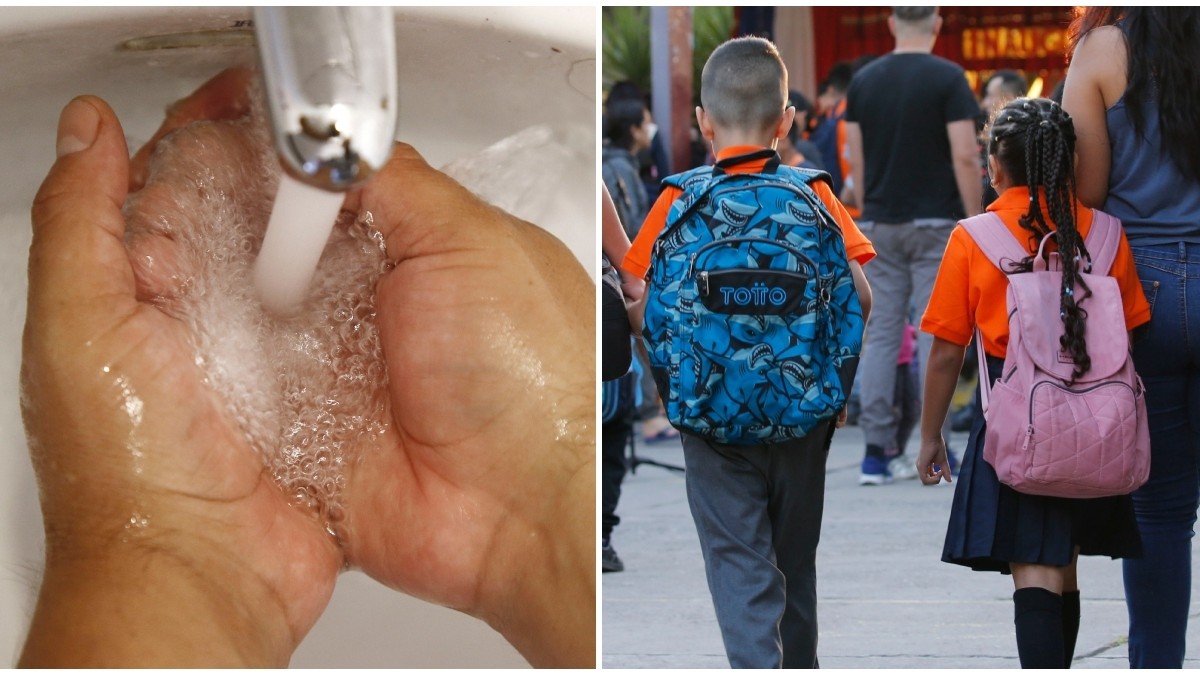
<box><xmin>642</xmin><ymin>149</ymin><xmax>865</xmax><ymax>445</ymax></box>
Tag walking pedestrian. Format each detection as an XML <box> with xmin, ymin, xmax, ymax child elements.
<box><xmin>917</xmin><ymin>96</ymin><xmax>1149</xmax><ymax>668</ymax></box>
<box><xmin>622</xmin><ymin>36</ymin><xmax>874</xmax><ymax>668</ymax></box>
<box><xmin>1062</xmin><ymin>7</ymin><xmax>1200</xmax><ymax>667</ymax></box>
<box><xmin>844</xmin><ymin>6</ymin><xmax>982</xmax><ymax>485</ymax></box>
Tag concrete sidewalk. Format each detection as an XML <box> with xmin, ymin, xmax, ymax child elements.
<box><xmin>601</xmin><ymin>424</ymin><xmax>1200</xmax><ymax>669</ymax></box>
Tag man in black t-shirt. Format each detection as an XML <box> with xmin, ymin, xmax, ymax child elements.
<box><xmin>844</xmin><ymin>6</ymin><xmax>982</xmax><ymax>485</ymax></box>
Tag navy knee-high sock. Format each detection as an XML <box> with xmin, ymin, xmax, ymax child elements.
<box><xmin>1014</xmin><ymin>587</ymin><xmax>1064</xmax><ymax>669</ymax></box>
<box><xmin>1062</xmin><ymin>590</ymin><xmax>1080</xmax><ymax>668</ymax></box>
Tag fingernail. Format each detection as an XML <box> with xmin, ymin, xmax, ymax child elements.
<box><xmin>56</xmin><ymin>98</ymin><xmax>100</xmax><ymax>158</ymax></box>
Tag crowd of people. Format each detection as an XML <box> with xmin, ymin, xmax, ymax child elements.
<box><xmin>603</xmin><ymin>6</ymin><xmax>1200</xmax><ymax>669</ymax></box>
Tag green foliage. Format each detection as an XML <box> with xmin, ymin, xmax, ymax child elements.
<box><xmin>602</xmin><ymin>6</ymin><xmax>735</xmax><ymax>105</ymax></box>
<box><xmin>602</xmin><ymin>7</ymin><xmax>651</xmax><ymax>97</ymax></box>
<box><xmin>692</xmin><ymin>7</ymin><xmax>735</xmax><ymax>103</ymax></box>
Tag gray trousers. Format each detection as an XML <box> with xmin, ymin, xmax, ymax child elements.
<box><xmin>682</xmin><ymin>422</ymin><xmax>834</xmax><ymax>669</ymax></box>
<box><xmin>857</xmin><ymin>220</ymin><xmax>955</xmax><ymax>449</ymax></box>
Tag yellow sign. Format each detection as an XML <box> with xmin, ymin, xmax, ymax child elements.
<box><xmin>962</xmin><ymin>27</ymin><xmax>1068</xmax><ymax>62</ymax></box>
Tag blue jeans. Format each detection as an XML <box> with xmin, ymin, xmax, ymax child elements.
<box><xmin>1125</xmin><ymin>242</ymin><xmax>1200</xmax><ymax>668</ymax></box>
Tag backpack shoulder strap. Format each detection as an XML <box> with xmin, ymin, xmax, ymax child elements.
<box><xmin>776</xmin><ymin>163</ymin><xmax>833</xmax><ymax>190</ymax></box>
<box><xmin>960</xmin><ymin>212</ymin><xmax>1029</xmax><ymax>273</ymax></box>
<box><xmin>960</xmin><ymin>212</ymin><xmax>1026</xmax><ymax>416</ymax></box>
<box><xmin>662</xmin><ymin>164</ymin><xmax>715</xmax><ymax>192</ymax></box>
<box><xmin>1083</xmin><ymin>209</ymin><xmax>1122</xmax><ymax>276</ymax></box>
<box><xmin>778</xmin><ymin>166</ymin><xmax>844</xmax><ymax>241</ymax></box>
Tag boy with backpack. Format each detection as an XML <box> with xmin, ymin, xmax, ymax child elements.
<box><xmin>621</xmin><ymin>37</ymin><xmax>874</xmax><ymax>668</ymax></box>
<box><xmin>916</xmin><ymin>97</ymin><xmax>1150</xmax><ymax>667</ymax></box>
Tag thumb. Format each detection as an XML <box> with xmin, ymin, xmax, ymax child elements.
<box><xmin>28</xmin><ymin>96</ymin><xmax>136</xmax><ymax>324</ymax></box>
<box><xmin>353</xmin><ymin>142</ymin><xmax>516</xmax><ymax>262</ymax></box>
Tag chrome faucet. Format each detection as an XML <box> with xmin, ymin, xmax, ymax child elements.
<box><xmin>254</xmin><ymin>6</ymin><xmax>399</xmax><ymax>192</ymax></box>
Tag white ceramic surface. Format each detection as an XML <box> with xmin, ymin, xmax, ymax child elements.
<box><xmin>0</xmin><ymin>6</ymin><xmax>596</xmax><ymax>667</ymax></box>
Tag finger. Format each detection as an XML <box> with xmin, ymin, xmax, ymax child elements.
<box><xmin>356</xmin><ymin>142</ymin><xmax>525</xmax><ymax>262</ymax></box>
<box><xmin>124</xmin><ymin>120</ymin><xmax>262</xmax><ymax>304</ymax></box>
<box><xmin>931</xmin><ymin>452</ymin><xmax>953</xmax><ymax>484</ymax></box>
<box><xmin>918</xmin><ymin>463</ymin><xmax>937</xmax><ymax>485</ymax></box>
<box><xmin>918</xmin><ymin>453</ymin><xmax>942</xmax><ymax>485</ymax></box>
<box><xmin>129</xmin><ymin>67</ymin><xmax>254</xmax><ymax>192</ymax></box>
<box><xmin>29</xmin><ymin>96</ymin><xmax>136</xmax><ymax>325</ymax></box>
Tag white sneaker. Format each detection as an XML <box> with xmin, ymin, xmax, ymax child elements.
<box><xmin>887</xmin><ymin>455</ymin><xmax>919</xmax><ymax>481</ymax></box>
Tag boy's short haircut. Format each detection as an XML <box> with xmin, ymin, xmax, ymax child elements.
<box><xmin>700</xmin><ymin>36</ymin><xmax>788</xmax><ymax>134</ymax></box>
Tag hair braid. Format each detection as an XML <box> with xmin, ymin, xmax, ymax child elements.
<box><xmin>985</xmin><ymin>97</ymin><xmax>1093</xmax><ymax>382</ymax></box>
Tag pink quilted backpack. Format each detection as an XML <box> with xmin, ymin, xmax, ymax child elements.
<box><xmin>962</xmin><ymin>211</ymin><xmax>1150</xmax><ymax>498</ymax></box>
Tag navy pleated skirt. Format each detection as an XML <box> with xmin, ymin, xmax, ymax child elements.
<box><xmin>942</xmin><ymin>356</ymin><xmax>1143</xmax><ymax>574</ymax></box>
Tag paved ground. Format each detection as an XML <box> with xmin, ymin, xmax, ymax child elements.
<box><xmin>601</xmin><ymin>423</ymin><xmax>1200</xmax><ymax>669</ymax></box>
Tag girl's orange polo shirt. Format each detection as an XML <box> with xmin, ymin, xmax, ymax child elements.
<box><xmin>920</xmin><ymin>186</ymin><xmax>1150</xmax><ymax>359</ymax></box>
<box><xmin>620</xmin><ymin>145</ymin><xmax>875</xmax><ymax>280</ymax></box>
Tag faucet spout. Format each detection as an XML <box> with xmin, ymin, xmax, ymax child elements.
<box><xmin>254</xmin><ymin>6</ymin><xmax>399</xmax><ymax>192</ymax></box>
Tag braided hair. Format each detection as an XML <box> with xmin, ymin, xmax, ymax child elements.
<box><xmin>986</xmin><ymin>97</ymin><xmax>1092</xmax><ymax>381</ymax></box>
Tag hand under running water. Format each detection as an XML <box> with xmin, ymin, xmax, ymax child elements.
<box><xmin>19</xmin><ymin>68</ymin><xmax>596</xmax><ymax>668</ymax></box>
<box><xmin>339</xmin><ymin>142</ymin><xmax>596</xmax><ymax>668</ymax></box>
<box><xmin>20</xmin><ymin>70</ymin><xmax>343</xmax><ymax>667</ymax></box>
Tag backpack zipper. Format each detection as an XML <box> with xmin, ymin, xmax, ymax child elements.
<box><xmin>696</xmin><ymin>268</ymin><xmax>812</xmax><ymax>297</ymax></box>
<box><xmin>687</xmin><ymin>237</ymin><xmax>818</xmax><ymax>279</ymax></box>
<box><xmin>1023</xmin><ymin>379</ymin><xmax>1136</xmax><ymax>447</ymax></box>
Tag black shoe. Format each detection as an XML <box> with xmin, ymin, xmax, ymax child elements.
<box><xmin>602</xmin><ymin>542</ymin><xmax>625</xmax><ymax>573</ymax></box>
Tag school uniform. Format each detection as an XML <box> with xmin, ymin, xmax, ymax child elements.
<box><xmin>623</xmin><ymin>146</ymin><xmax>874</xmax><ymax>667</ymax></box>
<box><xmin>921</xmin><ymin>187</ymin><xmax>1150</xmax><ymax>572</ymax></box>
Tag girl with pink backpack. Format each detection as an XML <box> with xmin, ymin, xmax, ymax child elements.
<box><xmin>915</xmin><ymin>97</ymin><xmax>1151</xmax><ymax>668</ymax></box>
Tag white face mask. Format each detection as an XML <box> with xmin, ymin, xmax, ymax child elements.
<box><xmin>644</xmin><ymin>122</ymin><xmax>658</xmax><ymax>141</ymax></box>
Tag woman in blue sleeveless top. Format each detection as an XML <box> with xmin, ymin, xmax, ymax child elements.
<box><xmin>1063</xmin><ymin>7</ymin><xmax>1200</xmax><ymax>668</ymax></box>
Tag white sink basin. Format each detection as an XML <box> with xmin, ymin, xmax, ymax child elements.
<box><xmin>0</xmin><ymin>6</ymin><xmax>595</xmax><ymax>667</ymax></box>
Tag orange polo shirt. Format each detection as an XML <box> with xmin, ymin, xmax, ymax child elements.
<box><xmin>621</xmin><ymin>145</ymin><xmax>875</xmax><ymax>280</ymax></box>
<box><xmin>920</xmin><ymin>186</ymin><xmax>1150</xmax><ymax>359</ymax></box>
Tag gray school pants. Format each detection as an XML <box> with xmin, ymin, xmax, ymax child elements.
<box><xmin>681</xmin><ymin>421</ymin><xmax>835</xmax><ymax>669</ymax></box>
<box><xmin>857</xmin><ymin>220</ymin><xmax>954</xmax><ymax>449</ymax></box>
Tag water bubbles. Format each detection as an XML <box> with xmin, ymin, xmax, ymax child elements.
<box><xmin>122</xmin><ymin>96</ymin><xmax>392</xmax><ymax>543</ymax></box>
<box><xmin>125</xmin><ymin>512</ymin><xmax>150</xmax><ymax>529</ymax></box>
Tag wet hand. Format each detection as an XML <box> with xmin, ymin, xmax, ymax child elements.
<box><xmin>338</xmin><ymin>144</ymin><xmax>596</xmax><ymax>667</ymax></box>
<box><xmin>19</xmin><ymin>78</ymin><xmax>341</xmax><ymax>667</ymax></box>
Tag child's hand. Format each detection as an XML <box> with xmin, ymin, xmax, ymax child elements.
<box><xmin>626</xmin><ymin>292</ymin><xmax>647</xmax><ymax>336</ymax></box>
<box><xmin>619</xmin><ymin>270</ymin><xmax>646</xmax><ymax>302</ymax></box>
<box><xmin>917</xmin><ymin>435</ymin><xmax>953</xmax><ymax>485</ymax></box>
